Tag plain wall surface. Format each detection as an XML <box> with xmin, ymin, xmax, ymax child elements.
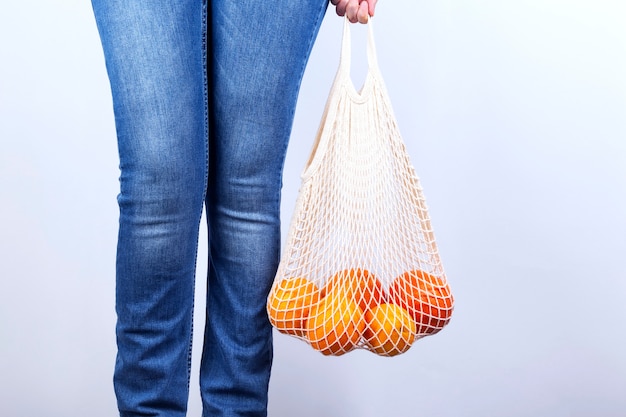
<box><xmin>1</xmin><ymin>1</ymin><xmax>625</xmax><ymax>416</ymax></box>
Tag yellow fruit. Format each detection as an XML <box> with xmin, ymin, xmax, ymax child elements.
<box><xmin>363</xmin><ymin>303</ymin><xmax>416</xmax><ymax>356</ymax></box>
<box><xmin>306</xmin><ymin>285</ymin><xmax>365</xmax><ymax>356</ymax></box>
<box><xmin>267</xmin><ymin>277</ymin><xmax>320</xmax><ymax>337</ymax></box>
<box><xmin>321</xmin><ymin>268</ymin><xmax>386</xmax><ymax>312</ymax></box>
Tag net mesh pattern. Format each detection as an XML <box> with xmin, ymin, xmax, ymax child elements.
<box><xmin>268</xmin><ymin>20</ymin><xmax>453</xmax><ymax>357</ymax></box>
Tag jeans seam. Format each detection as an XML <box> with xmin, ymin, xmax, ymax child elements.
<box><xmin>186</xmin><ymin>0</ymin><xmax>210</xmax><ymax>394</ymax></box>
<box><xmin>276</xmin><ymin>1</ymin><xmax>329</xmax><ymax>202</ymax></box>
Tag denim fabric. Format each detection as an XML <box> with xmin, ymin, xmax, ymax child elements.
<box><xmin>91</xmin><ymin>0</ymin><xmax>328</xmax><ymax>415</ymax></box>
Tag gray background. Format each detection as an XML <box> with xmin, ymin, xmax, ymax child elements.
<box><xmin>1</xmin><ymin>1</ymin><xmax>625</xmax><ymax>416</ymax></box>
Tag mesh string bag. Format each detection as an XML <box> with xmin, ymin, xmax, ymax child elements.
<box><xmin>267</xmin><ymin>18</ymin><xmax>454</xmax><ymax>357</ymax></box>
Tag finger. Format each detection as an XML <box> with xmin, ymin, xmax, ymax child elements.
<box><xmin>345</xmin><ymin>0</ymin><xmax>359</xmax><ymax>23</ymax></box>
<box><xmin>334</xmin><ymin>0</ymin><xmax>348</xmax><ymax>17</ymax></box>
<box><xmin>367</xmin><ymin>0</ymin><xmax>377</xmax><ymax>16</ymax></box>
<box><xmin>357</xmin><ymin>1</ymin><xmax>369</xmax><ymax>23</ymax></box>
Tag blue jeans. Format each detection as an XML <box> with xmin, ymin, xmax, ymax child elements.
<box><xmin>91</xmin><ymin>0</ymin><xmax>328</xmax><ymax>415</ymax></box>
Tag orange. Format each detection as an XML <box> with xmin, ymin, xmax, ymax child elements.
<box><xmin>389</xmin><ymin>270</ymin><xmax>453</xmax><ymax>336</ymax></box>
<box><xmin>267</xmin><ymin>277</ymin><xmax>321</xmax><ymax>337</ymax></box>
<box><xmin>321</xmin><ymin>268</ymin><xmax>386</xmax><ymax>312</ymax></box>
<box><xmin>363</xmin><ymin>303</ymin><xmax>416</xmax><ymax>357</ymax></box>
<box><xmin>306</xmin><ymin>284</ymin><xmax>365</xmax><ymax>356</ymax></box>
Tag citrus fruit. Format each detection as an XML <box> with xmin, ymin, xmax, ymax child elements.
<box><xmin>363</xmin><ymin>303</ymin><xmax>416</xmax><ymax>356</ymax></box>
<box><xmin>267</xmin><ymin>277</ymin><xmax>320</xmax><ymax>337</ymax></box>
<box><xmin>389</xmin><ymin>270</ymin><xmax>453</xmax><ymax>335</ymax></box>
<box><xmin>321</xmin><ymin>268</ymin><xmax>385</xmax><ymax>311</ymax></box>
<box><xmin>306</xmin><ymin>285</ymin><xmax>365</xmax><ymax>356</ymax></box>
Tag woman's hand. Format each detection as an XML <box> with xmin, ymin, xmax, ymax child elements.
<box><xmin>331</xmin><ymin>0</ymin><xmax>377</xmax><ymax>24</ymax></box>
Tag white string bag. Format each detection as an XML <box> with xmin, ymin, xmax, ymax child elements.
<box><xmin>268</xmin><ymin>18</ymin><xmax>454</xmax><ymax>357</ymax></box>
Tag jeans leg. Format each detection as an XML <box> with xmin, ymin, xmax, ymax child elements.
<box><xmin>91</xmin><ymin>1</ymin><xmax>207</xmax><ymax>415</ymax></box>
<box><xmin>200</xmin><ymin>1</ymin><xmax>329</xmax><ymax>416</ymax></box>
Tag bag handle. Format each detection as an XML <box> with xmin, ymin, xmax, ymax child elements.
<box><xmin>301</xmin><ymin>17</ymin><xmax>382</xmax><ymax>179</ymax></box>
<box><xmin>338</xmin><ymin>16</ymin><xmax>380</xmax><ymax>79</ymax></box>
